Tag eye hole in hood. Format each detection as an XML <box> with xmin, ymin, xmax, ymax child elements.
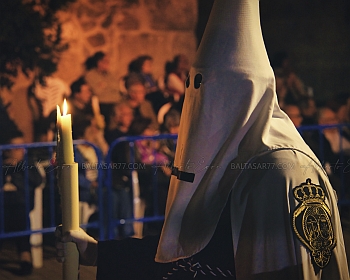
<box><xmin>194</xmin><ymin>73</ymin><xmax>203</xmax><ymax>89</ymax></box>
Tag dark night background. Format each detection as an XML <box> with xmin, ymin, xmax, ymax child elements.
<box><xmin>197</xmin><ymin>0</ymin><xmax>350</xmax><ymax>103</ymax></box>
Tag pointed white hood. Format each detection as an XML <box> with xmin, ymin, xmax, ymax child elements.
<box><xmin>156</xmin><ymin>0</ymin><xmax>314</xmax><ymax>262</ymax></box>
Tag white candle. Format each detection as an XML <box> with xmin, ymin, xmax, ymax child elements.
<box><xmin>60</xmin><ymin>165</ymin><xmax>80</xmax><ymax>280</ymax></box>
<box><xmin>57</xmin><ymin>99</ymin><xmax>80</xmax><ymax>280</ymax></box>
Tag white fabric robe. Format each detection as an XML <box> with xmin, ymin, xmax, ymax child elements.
<box><xmin>155</xmin><ymin>0</ymin><xmax>349</xmax><ymax>279</ymax></box>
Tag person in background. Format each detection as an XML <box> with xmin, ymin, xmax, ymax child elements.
<box><xmin>0</xmin><ymin>102</ymin><xmax>42</xmax><ymax>276</ymax></box>
<box><xmin>68</xmin><ymin>77</ymin><xmax>94</xmax><ymax>131</ymax></box>
<box><xmin>161</xmin><ymin>108</ymin><xmax>180</xmax><ymax>135</ymax></box>
<box><xmin>158</xmin><ymin>108</ymin><xmax>180</xmax><ymax>164</ymax></box>
<box><xmin>163</xmin><ymin>54</ymin><xmax>189</xmax><ymax>102</ymax></box>
<box><xmin>28</xmin><ymin>76</ymin><xmax>71</xmax><ymax>142</ymax></box>
<box><xmin>299</xmin><ymin>96</ymin><xmax>318</xmax><ymax>126</ymax></box>
<box><xmin>317</xmin><ymin>107</ymin><xmax>350</xmax><ymax>156</ymax></box>
<box><xmin>128</xmin><ymin>117</ymin><xmax>171</xmax><ymax>236</ymax></box>
<box><xmin>282</xmin><ymin>103</ymin><xmax>303</xmax><ymax>128</ymax></box>
<box><xmin>318</xmin><ymin>107</ymin><xmax>350</xmax><ymax>198</ymax></box>
<box><xmin>128</xmin><ymin>55</ymin><xmax>160</xmax><ymax>95</ymax></box>
<box><xmin>157</xmin><ymin>55</ymin><xmax>189</xmax><ymax>124</ymax></box>
<box><xmin>327</xmin><ymin>93</ymin><xmax>349</xmax><ymax>123</ymax></box>
<box><xmin>274</xmin><ymin>68</ymin><xmax>290</xmax><ymax>110</ymax></box>
<box><xmin>73</xmin><ymin>120</ymin><xmax>99</xmax><ymax>225</ymax></box>
<box><xmin>104</xmin><ymin>102</ymin><xmax>135</xmax><ymax>239</ymax></box>
<box><xmin>327</xmin><ymin>92</ymin><xmax>350</xmax><ymax>140</ymax></box>
<box><xmin>271</xmin><ymin>51</ymin><xmax>311</xmax><ymax>102</ymax></box>
<box><xmin>68</xmin><ymin>77</ymin><xmax>108</xmax><ymax>156</ymax></box>
<box><xmin>105</xmin><ymin>101</ymin><xmax>134</xmax><ymax>145</ymax></box>
<box><xmin>282</xmin><ymin>103</ymin><xmax>344</xmax><ymax>196</ymax></box>
<box><xmin>81</xmin><ymin>117</ymin><xmax>109</xmax><ymax>157</ymax></box>
<box><xmin>282</xmin><ymin>102</ymin><xmax>337</xmax><ymax>182</ymax></box>
<box><xmin>126</xmin><ymin>55</ymin><xmax>168</xmax><ymax>114</ymax></box>
<box><xmin>125</xmin><ymin>73</ymin><xmax>159</xmax><ymax>131</ymax></box>
<box><xmin>84</xmin><ymin>51</ymin><xmax>121</xmax><ymax>126</ymax></box>
<box><xmin>27</xmin><ymin>76</ymin><xmax>71</xmax><ymax>164</ymax></box>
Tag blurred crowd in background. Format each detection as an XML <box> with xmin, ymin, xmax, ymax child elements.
<box><xmin>1</xmin><ymin>49</ymin><xmax>350</xmax><ymax>275</ymax></box>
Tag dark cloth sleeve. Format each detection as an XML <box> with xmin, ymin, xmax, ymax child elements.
<box><xmin>96</xmin><ymin>203</ymin><xmax>236</xmax><ymax>280</ymax></box>
<box><xmin>96</xmin><ymin>235</ymin><xmax>160</xmax><ymax>280</ymax></box>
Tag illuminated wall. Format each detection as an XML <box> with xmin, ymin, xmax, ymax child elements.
<box><xmin>56</xmin><ymin>0</ymin><xmax>198</xmax><ymax>85</ymax></box>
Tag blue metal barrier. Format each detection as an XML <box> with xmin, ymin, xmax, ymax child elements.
<box><xmin>103</xmin><ymin>127</ymin><xmax>350</xmax><ymax>240</ymax></box>
<box><xmin>104</xmin><ymin>134</ymin><xmax>177</xmax><ymax>240</ymax></box>
<box><xmin>1</xmin><ymin>125</ymin><xmax>349</xmax><ymax>243</ymax></box>
<box><xmin>0</xmin><ymin>140</ymin><xmax>105</xmax><ymax>240</ymax></box>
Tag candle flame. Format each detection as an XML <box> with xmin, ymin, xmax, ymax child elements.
<box><xmin>63</xmin><ymin>99</ymin><xmax>68</xmax><ymax>116</ymax></box>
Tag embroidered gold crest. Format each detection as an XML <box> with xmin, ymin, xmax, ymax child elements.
<box><xmin>292</xmin><ymin>178</ymin><xmax>336</xmax><ymax>268</ymax></box>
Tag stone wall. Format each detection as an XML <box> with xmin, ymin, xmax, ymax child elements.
<box><xmin>55</xmin><ymin>0</ymin><xmax>350</xmax><ymax>101</ymax></box>
<box><xmin>56</xmin><ymin>0</ymin><xmax>198</xmax><ymax>85</ymax></box>
<box><xmin>4</xmin><ymin>0</ymin><xmax>198</xmax><ymax>142</ymax></box>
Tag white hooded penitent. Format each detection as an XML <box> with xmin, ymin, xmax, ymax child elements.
<box><xmin>156</xmin><ymin>0</ymin><xmax>308</xmax><ymax>261</ymax></box>
<box><xmin>156</xmin><ymin>1</ymin><xmax>348</xmax><ymax>279</ymax></box>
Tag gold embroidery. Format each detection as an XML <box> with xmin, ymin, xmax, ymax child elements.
<box><xmin>292</xmin><ymin>178</ymin><xmax>336</xmax><ymax>268</ymax></box>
